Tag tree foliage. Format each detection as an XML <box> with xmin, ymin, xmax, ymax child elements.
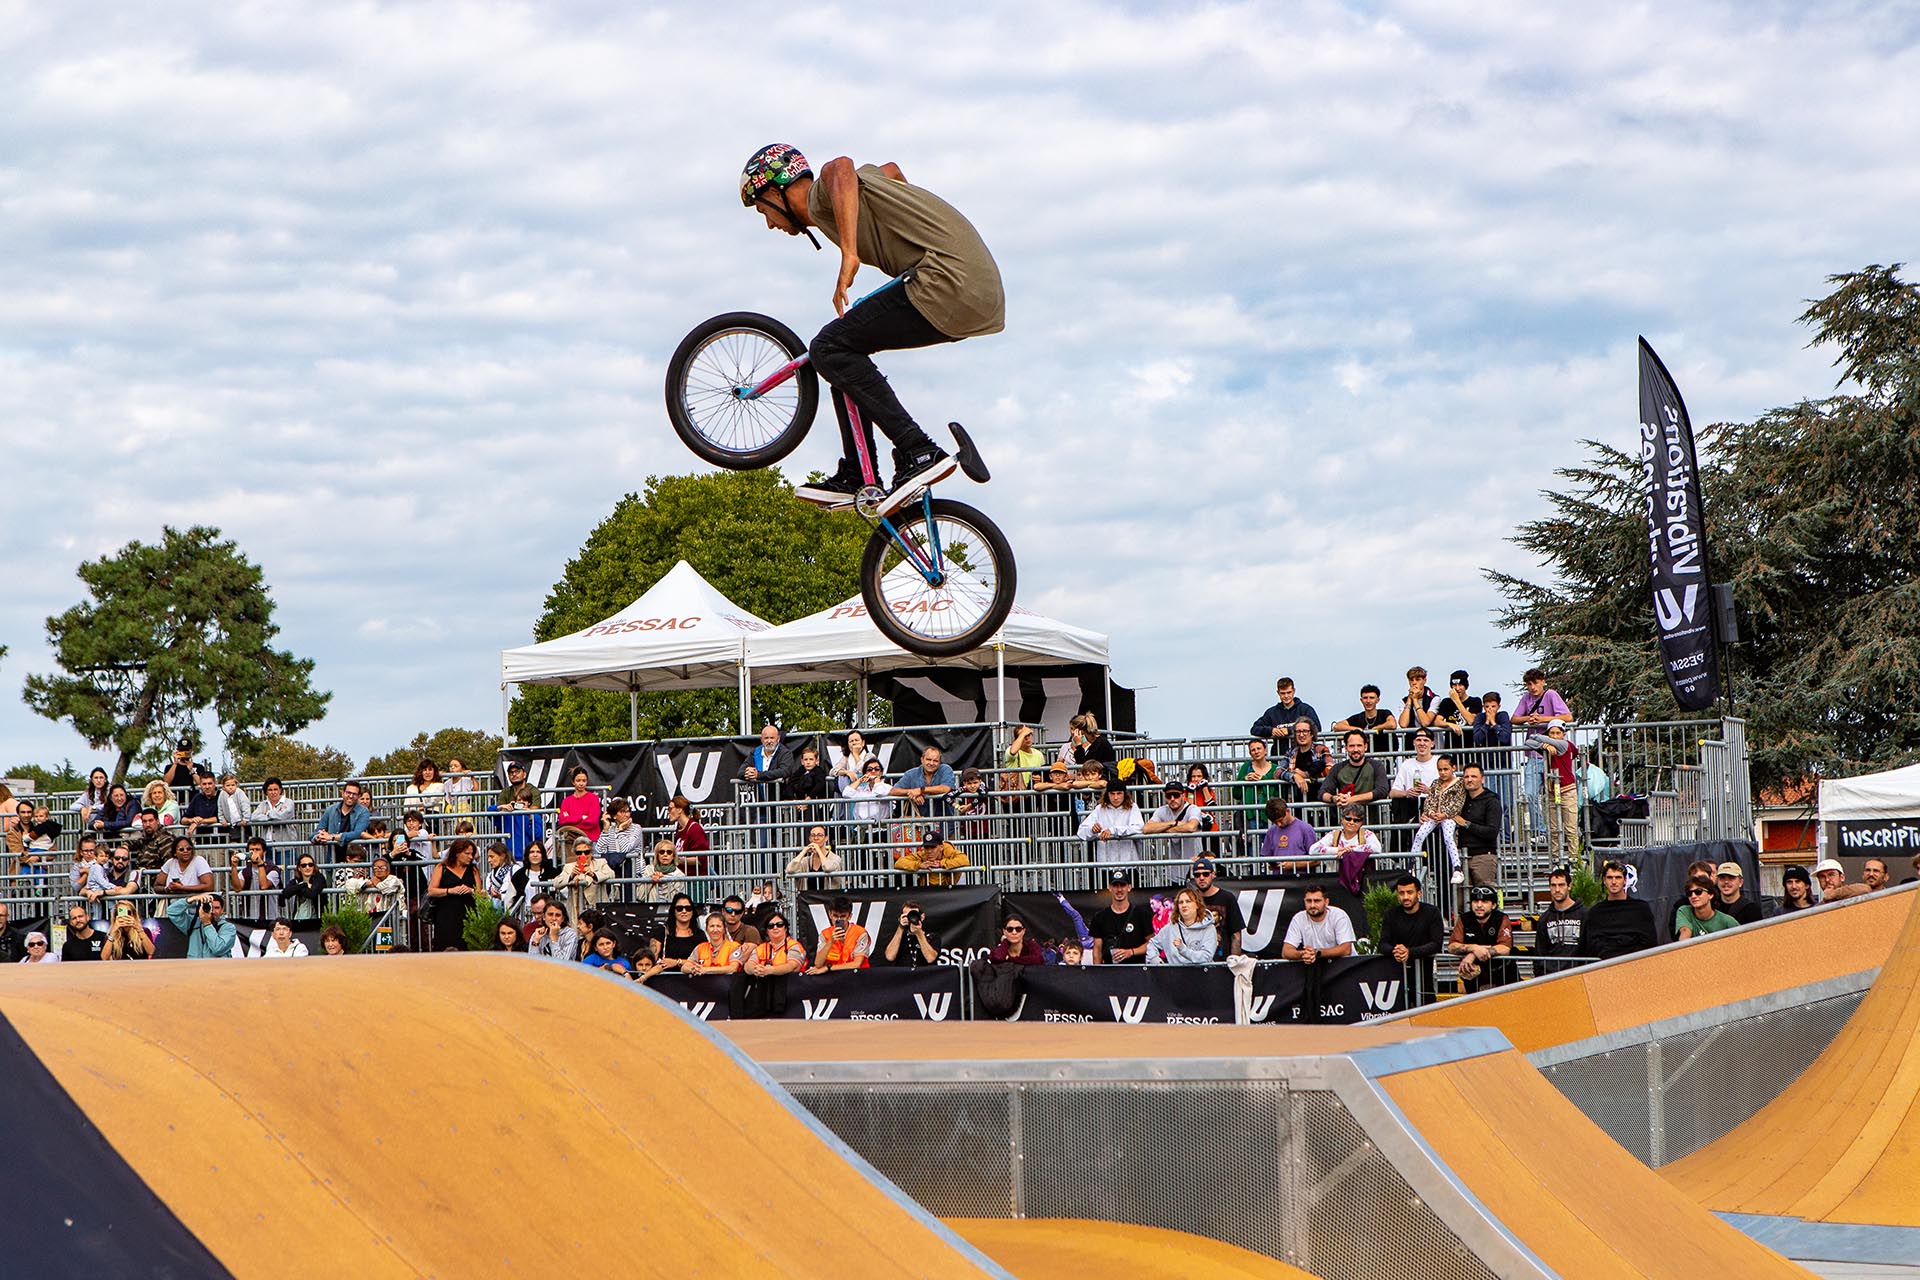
<box><xmin>1488</xmin><ymin>265</ymin><xmax>1920</xmax><ymax>790</ymax></box>
<box><xmin>363</xmin><ymin>728</ymin><xmax>503</xmax><ymax>778</ymax></box>
<box><xmin>235</xmin><ymin>736</ymin><xmax>357</xmax><ymax>783</ymax></box>
<box><xmin>23</xmin><ymin>527</ymin><xmax>330</xmax><ymax>784</ymax></box>
<box><xmin>2</xmin><ymin>760</ymin><xmax>87</xmax><ymax>793</ymax></box>
<box><xmin>509</xmin><ymin>470</ymin><xmax>878</xmax><ymax>744</ymax></box>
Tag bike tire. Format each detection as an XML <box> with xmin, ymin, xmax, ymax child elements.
<box><xmin>664</xmin><ymin>312</ymin><xmax>818</xmax><ymax>470</ymax></box>
<box><xmin>860</xmin><ymin>498</ymin><xmax>1017</xmax><ymax>658</ymax></box>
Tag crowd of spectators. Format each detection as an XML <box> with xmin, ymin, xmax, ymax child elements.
<box><xmin>4</xmin><ymin>688</ymin><xmax>1912</xmax><ymax>1014</ymax></box>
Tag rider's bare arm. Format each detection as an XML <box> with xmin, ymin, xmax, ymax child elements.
<box><xmin>819</xmin><ymin>156</ymin><xmax>862</xmax><ymax>315</ymax></box>
<box><xmin>879</xmin><ymin>161</ymin><xmax>905</xmax><ymax>182</ymax></box>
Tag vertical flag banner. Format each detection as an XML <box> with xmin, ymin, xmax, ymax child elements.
<box><xmin>1637</xmin><ymin>337</ymin><xmax>1720</xmax><ymax>712</ymax></box>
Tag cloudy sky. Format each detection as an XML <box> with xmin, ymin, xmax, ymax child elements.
<box><xmin>2</xmin><ymin>0</ymin><xmax>1915</xmax><ymax>772</ymax></box>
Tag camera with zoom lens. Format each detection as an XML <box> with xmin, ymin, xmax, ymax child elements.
<box><xmin>904</xmin><ymin>910</ymin><xmax>923</xmax><ymax>926</ymax></box>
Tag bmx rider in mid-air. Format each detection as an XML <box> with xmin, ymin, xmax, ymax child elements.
<box><xmin>739</xmin><ymin>143</ymin><xmax>1004</xmax><ymax>515</ymax></box>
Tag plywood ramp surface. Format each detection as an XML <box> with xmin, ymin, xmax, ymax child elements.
<box><xmin>947</xmin><ymin>1218</ymin><xmax>1322</xmax><ymax>1279</ymax></box>
<box><xmin>0</xmin><ymin>955</ymin><xmax>1003</xmax><ymax>1279</ymax></box>
<box><xmin>1662</xmin><ymin>885</ymin><xmax>1920</xmax><ymax>1227</ymax></box>
<box><xmin>1380</xmin><ymin>1050</ymin><xmax>1814</xmax><ymax>1278</ymax></box>
<box><xmin>1398</xmin><ymin>886</ymin><xmax>1913</xmax><ymax>1053</ymax></box>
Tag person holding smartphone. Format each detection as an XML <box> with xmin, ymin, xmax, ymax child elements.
<box><xmin>813</xmin><ymin>895</ymin><xmax>872</xmax><ymax>971</ymax></box>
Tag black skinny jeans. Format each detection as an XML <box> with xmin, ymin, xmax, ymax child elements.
<box><xmin>809</xmin><ymin>280</ymin><xmax>954</xmax><ymax>465</ymax></box>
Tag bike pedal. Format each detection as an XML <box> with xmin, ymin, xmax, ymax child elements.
<box><xmin>949</xmin><ymin>422</ymin><xmax>990</xmax><ymax>483</ymax></box>
<box><xmin>853</xmin><ymin>485</ymin><xmax>889</xmax><ymax>518</ymax></box>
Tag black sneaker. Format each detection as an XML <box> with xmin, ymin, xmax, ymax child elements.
<box><xmin>875</xmin><ymin>445</ymin><xmax>958</xmax><ymax>516</ymax></box>
<box><xmin>795</xmin><ymin>464</ymin><xmax>863</xmax><ymax>508</ymax></box>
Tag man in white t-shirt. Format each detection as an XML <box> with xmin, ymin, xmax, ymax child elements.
<box><xmin>1280</xmin><ymin>885</ymin><xmax>1356</xmax><ymax>1024</ymax></box>
<box><xmin>1387</xmin><ymin>728</ymin><xmax>1442</xmax><ymax>851</ymax></box>
<box><xmin>1142</xmin><ymin>781</ymin><xmax>1206</xmax><ymax>862</ymax></box>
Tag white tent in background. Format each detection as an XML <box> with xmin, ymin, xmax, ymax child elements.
<box><xmin>499</xmin><ymin>560</ymin><xmax>771</xmax><ymax>737</ymax></box>
<box><xmin>746</xmin><ymin>570</ymin><xmax>1112</xmax><ymax>726</ymax></box>
<box><xmin>1820</xmin><ymin>762</ymin><xmax>1920</xmax><ymax>822</ymax></box>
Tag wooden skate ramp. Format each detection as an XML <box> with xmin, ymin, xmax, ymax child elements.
<box><xmin>1392</xmin><ymin>884</ymin><xmax>1914</xmax><ymax>1052</ymax></box>
<box><xmin>948</xmin><ymin>1219</ymin><xmax>1322</xmax><ymax>1278</ymax></box>
<box><xmin>1378</xmin><ymin>1048</ymin><xmax>1814</xmax><ymax>1278</ymax></box>
<box><xmin>1661</xmin><ymin>884</ymin><xmax>1920</xmax><ymax>1228</ymax></box>
<box><xmin>0</xmin><ymin>954</ymin><xmax>1009</xmax><ymax>1279</ymax></box>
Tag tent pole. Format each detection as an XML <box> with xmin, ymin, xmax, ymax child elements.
<box><xmin>1103</xmin><ymin>665</ymin><xmax>1113</xmax><ymax>731</ymax></box>
<box><xmin>995</xmin><ymin>643</ymin><xmax>1006</xmax><ymax>737</ymax></box>
<box><xmin>629</xmin><ymin>688</ymin><xmax>639</xmax><ymax>741</ymax></box>
<box><xmin>738</xmin><ymin>641</ymin><xmax>750</xmax><ymax>734</ymax></box>
<box><xmin>501</xmin><ymin>683</ymin><xmax>512</xmax><ymax>747</ymax></box>
<box><xmin>857</xmin><ymin>661</ymin><xmax>870</xmax><ymax>730</ymax></box>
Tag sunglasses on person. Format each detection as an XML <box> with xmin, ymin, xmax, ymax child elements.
<box><xmin>1192</xmin><ymin>869</ymin><xmax>1214</xmax><ymax>878</ymax></box>
<box><xmin>1003</xmin><ymin>924</ymin><xmax>1025</xmax><ymax>933</ymax></box>
<box><xmin>1688</xmin><ymin>888</ymin><xmax>1712</xmax><ymax>897</ymax></box>
<box><xmin>723</xmin><ymin>906</ymin><xmax>742</xmax><ymax>915</ymax></box>
<box><xmin>673</xmin><ymin>904</ymin><xmax>693</xmax><ymax>912</ymax></box>
<box><xmin>765</xmin><ymin>920</ymin><xmax>787</xmax><ymax>930</ymax></box>
<box><xmin>27</xmin><ymin>940</ymin><xmax>47</xmax><ymax>948</ymax></box>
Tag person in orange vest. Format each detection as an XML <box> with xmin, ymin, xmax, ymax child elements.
<box><xmin>688</xmin><ymin>911</ymin><xmax>745</xmax><ymax>975</ymax></box>
<box><xmin>813</xmin><ymin>896</ymin><xmax>872</xmax><ymax>971</ymax></box>
<box><xmin>730</xmin><ymin>913</ymin><xmax>807</xmax><ymax>1019</ymax></box>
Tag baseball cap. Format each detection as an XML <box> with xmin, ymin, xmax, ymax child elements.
<box><xmin>1108</xmin><ymin>869</ymin><xmax>1133</xmax><ymax>886</ymax></box>
<box><xmin>1469</xmin><ymin>886</ymin><xmax>1497</xmax><ymax>902</ymax></box>
<box><xmin>1546</xmin><ymin>718</ymin><xmax>1566</xmax><ymax>730</ymax></box>
<box><xmin>1783</xmin><ymin>864</ymin><xmax>1811</xmax><ymax>883</ymax></box>
<box><xmin>1449</xmin><ymin>669</ymin><xmax>1470</xmax><ymax>684</ymax></box>
<box><xmin>1164</xmin><ymin>781</ymin><xmax>1187</xmax><ymax>794</ymax></box>
<box><xmin>922</xmin><ymin>829</ymin><xmax>945</xmax><ymax>848</ymax></box>
<box><xmin>1191</xmin><ymin>856</ymin><xmax>1217</xmax><ymax>874</ymax></box>
<box><xmin>1814</xmin><ymin>859</ymin><xmax>1845</xmax><ymax>876</ymax></box>
<box><xmin>1412</xmin><ymin>728</ymin><xmax>1434</xmax><ymax>742</ymax></box>
<box><xmin>1714</xmin><ymin>861</ymin><xmax>1743</xmax><ymax>878</ymax></box>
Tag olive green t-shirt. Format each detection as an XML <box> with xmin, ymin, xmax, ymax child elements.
<box><xmin>808</xmin><ymin>165</ymin><xmax>1005</xmax><ymax>339</ymax></box>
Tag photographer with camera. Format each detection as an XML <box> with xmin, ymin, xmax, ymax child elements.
<box><xmin>882</xmin><ymin>900</ymin><xmax>939</xmax><ymax>967</ymax></box>
<box><xmin>165</xmin><ymin>891</ymin><xmax>238</xmax><ymax>958</ymax></box>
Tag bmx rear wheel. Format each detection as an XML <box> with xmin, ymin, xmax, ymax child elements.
<box><xmin>664</xmin><ymin>312</ymin><xmax>817</xmax><ymax>470</ymax></box>
<box><xmin>860</xmin><ymin>498</ymin><xmax>1017</xmax><ymax>658</ymax></box>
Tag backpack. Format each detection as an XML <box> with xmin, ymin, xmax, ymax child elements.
<box><xmin>969</xmin><ymin>957</ymin><xmax>1026</xmax><ymax>1020</ymax></box>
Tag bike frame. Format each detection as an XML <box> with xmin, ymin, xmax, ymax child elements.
<box><xmin>731</xmin><ymin>275</ymin><xmax>945</xmax><ymax>587</ymax></box>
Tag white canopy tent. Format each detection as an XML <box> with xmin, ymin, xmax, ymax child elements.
<box><xmin>499</xmin><ymin>561</ymin><xmax>1117</xmax><ymax>739</ymax></box>
<box><xmin>745</xmin><ymin>568</ymin><xmax>1112</xmax><ymax>728</ymax></box>
<box><xmin>498</xmin><ymin>560</ymin><xmax>772</xmax><ymax>739</ymax></box>
<box><xmin>1819</xmin><ymin>762</ymin><xmax>1920</xmax><ymax>821</ymax></box>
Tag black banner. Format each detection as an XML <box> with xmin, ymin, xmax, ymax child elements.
<box><xmin>795</xmin><ymin>883</ymin><xmax>1001</xmax><ymax>965</ymax></box>
<box><xmin>1638</xmin><ymin>337</ymin><xmax>1720</xmax><ymax>712</ymax></box>
<box><xmin>499</xmin><ymin>725</ymin><xmax>993</xmax><ymax>824</ymax></box>
<box><xmin>651</xmin><ymin>965</ymin><xmax>964</xmax><ymax>1022</ymax></box>
<box><xmin>1834</xmin><ymin>819</ymin><xmax>1920</xmax><ymax>856</ymax></box>
<box><xmin>1007</xmin><ymin>956</ymin><xmax>1410</xmax><ymax>1024</ymax></box>
<box><xmin>871</xmin><ymin>664</ymin><xmax>1137</xmax><ymax>737</ymax></box>
<box><xmin>1004</xmin><ymin>877</ymin><xmax>1369</xmax><ymax>962</ymax></box>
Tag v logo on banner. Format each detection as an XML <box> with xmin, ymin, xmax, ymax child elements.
<box><xmin>913</xmin><ymin>991</ymin><xmax>954</xmax><ymax>1021</ymax></box>
<box><xmin>1655</xmin><ymin>585</ymin><xmax>1700</xmax><ymax>630</ymax></box>
<box><xmin>1108</xmin><ymin>995</ymin><xmax>1151</xmax><ymax>1024</ymax></box>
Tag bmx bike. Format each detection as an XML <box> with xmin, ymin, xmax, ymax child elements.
<box><xmin>664</xmin><ymin>278</ymin><xmax>1016</xmax><ymax>659</ymax></box>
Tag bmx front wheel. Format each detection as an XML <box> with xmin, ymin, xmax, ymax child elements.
<box><xmin>860</xmin><ymin>498</ymin><xmax>1017</xmax><ymax>658</ymax></box>
<box><xmin>664</xmin><ymin>312</ymin><xmax>817</xmax><ymax>470</ymax></box>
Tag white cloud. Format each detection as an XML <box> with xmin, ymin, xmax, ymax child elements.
<box><xmin>1</xmin><ymin>0</ymin><xmax>1915</xmax><ymax>767</ymax></box>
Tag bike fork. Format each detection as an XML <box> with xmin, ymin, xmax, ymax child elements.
<box><xmin>878</xmin><ymin>490</ymin><xmax>943</xmax><ymax>586</ymax></box>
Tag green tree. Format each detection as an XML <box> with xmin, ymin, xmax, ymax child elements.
<box><xmin>363</xmin><ymin>728</ymin><xmax>504</xmax><ymax>778</ymax></box>
<box><xmin>508</xmin><ymin>470</ymin><xmax>877</xmax><ymax>744</ymax></box>
<box><xmin>23</xmin><ymin>527</ymin><xmax>330</xmax><ymax>785</ymax></box>
<box><xmin>1488</xmin><ymin>265</ymin><xmax>1920</xmax><ymax>790</ymax></box>
<box><xmin>2</xmin><ymin>760</ymin><xmax>87</xmax><ymax>793</ymax></box>
<box><xmin>233</xmin><ymin>736</ymin><xmax>357</xmax><ymax>783</ymax></box>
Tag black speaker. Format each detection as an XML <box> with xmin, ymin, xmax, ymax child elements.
<box><xmin>1711</xmin><ymin>582</ymin><xmax>1739</xmax><ymax>644</ymax></box>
